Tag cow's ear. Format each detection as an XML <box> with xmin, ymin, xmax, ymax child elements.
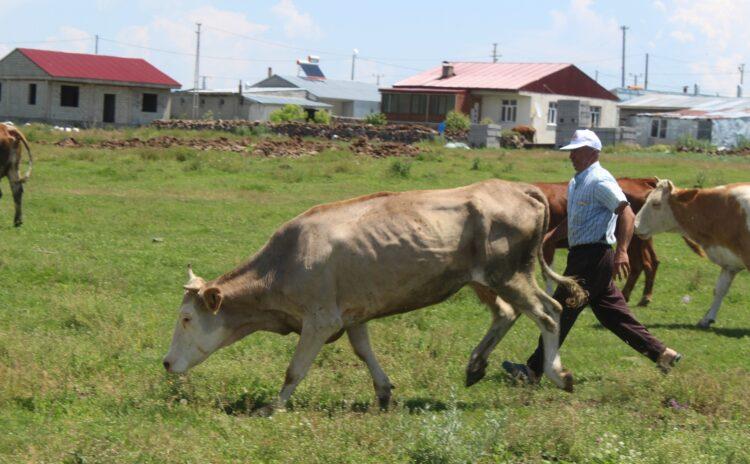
<box><xmin>667</xmin><ymin>180</ymin><xmax>675</xmax><ymax>193</ymax></box>
<box><xmin>201</xmin><ymin>287</ymin><xmax>224</xmax><ymax>314</ymax></box>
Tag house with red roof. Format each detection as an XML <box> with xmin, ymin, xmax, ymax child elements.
<box><xmin>381</xmin><ymin>61</ymin><xmax>619</xmax><ymax>144</ymax></box>
<box><xmin>0</xmin><ymin>48</ymin><xmax>181</xmax><ymax>126</ymax></box>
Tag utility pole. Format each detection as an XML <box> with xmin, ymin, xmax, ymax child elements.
<box><xmin>372</xmin><ymin>73</ymin><xmax>385</xmax><ymax>86</ymax></box>
<box><xmin>740</xmin><ymin>63</ymin><xmax>745</xmax><ymax>86</ymax></box>
<box><xmin>620</xmin><ymin>25</ymin><xmax>629</xmax><ymax>88</ymax></box>
<box><xmin>192</xmin><ymin>23</ymin><xmax>201</xmax><ymax>119</ymax></box>
<box><xmin>645</xmin><ymin>53</ymin><xmax>649</xmax><ymax>90</ymax></box>
<box><xmin>201</xmin><ymin>76</ymin><xmax>207</xmax><ymax>90</ymax></box>
<box><xmin>94</xmin><ymin>34</ymin><xmax>99</xmax><ymax>54</ymax></box>
<box><xmin>629</xmin><ymin>73</ymin><xmax>642</xmax><ymax>87</ymax></box>
<box><xmin>739</xmin><ymin>63</ymin><xmax>745</xmax><ymax>97</ymax></box>
<box><xmin>595</xmin><ymin>70</ymin><xmax>599</xmax><ymax>82</ymax></box>
<box><xmin>492</xmin><ymin>43</ymin><xmax>499</xmax><ymax>63</ymax></box>
<box><xmin>351</xmin><ymin>49</ymin><xmax>358</xmax><ymax>81</ymax></box>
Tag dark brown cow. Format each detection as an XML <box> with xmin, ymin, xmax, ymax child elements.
<box><xmin>0</xmin><ymin>123</ymin><xmax>32</xmax><ymax>227</ymax></box>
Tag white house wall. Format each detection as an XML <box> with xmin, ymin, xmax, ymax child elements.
<box><xmin>711</xmin><ymin>117</ymin><xmax>750</xmax><ymax>148</ymax></box>
<box><xmin>0</xmin><ymin>80</ymin><xmax>171</xmax><ymax>126</ymax></box>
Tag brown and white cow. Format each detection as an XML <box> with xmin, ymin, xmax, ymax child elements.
<box><xmin>0</xmin><ymin>123</ymin><xmax>32</xmax><ymax>227</ymax></box>
<box><xmin>163</xmin><ymin>179</ymin><xmax>586</xmax><ymax>412</ymax></box>
<box><xmin>635</xmin><ymin>180</ymin><xmax>749</xmax><ymax>328</ymax></box>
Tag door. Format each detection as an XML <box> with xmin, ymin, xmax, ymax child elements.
<box><xmin>103</xmin><ymin>94</ymin><xmax>116</xmax><ymax>123</ymax></box>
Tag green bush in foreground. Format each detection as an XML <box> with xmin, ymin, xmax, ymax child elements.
<box><xmin>364</xmin><ymin>112</ymin><xmax>388</xmax><ymax>126</ymax></box>
<box><xmin>445</xmin><ymin>110</ymin><xmax>471</xmax><ymax>133</ymax></box>
<box><xmin>313</xmin><ymin>109</ymin><xmax>331</xmax><ymax>125</ymax></box>
<box><xmin>270</xmin><ymin>104</ymin><xmax>307</xmax><ymax>123</ymax></box>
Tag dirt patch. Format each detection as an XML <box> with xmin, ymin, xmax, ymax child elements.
<box><xmin>52</xmin><ymin>135</ymin><xmax>421</xmax><ymax>158</ymax></box>
<box><xmin>54</xmin><ymin>136</ymin><xmax>251</xmax><ymax>153</ymax></box>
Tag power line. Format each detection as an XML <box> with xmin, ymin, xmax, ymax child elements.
<box><xmin>202</xmin><ymin>24</ymin><xmax>351</xmax><ymax>57</ymax></box>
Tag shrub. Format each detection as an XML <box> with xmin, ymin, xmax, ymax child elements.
<box><xmin>480</xmin><ymin>117</ymin><xmax>494</xmax><ymax>125</ymax></box>
<box><xmin>389</xmin><ymin>159</ymin><xmax>412</xmax><ymax>178</ymax></box>
<box><xmin>676</xmin><ymin>135</ymin><xmax>714</xmax><ymax>152</ymax></box>
<box><xmin>313</xmin><ymin>109</ymin><xmax>331</xmax><ymax>125</ymax></box>
<box><xmin>364</xmin><ymin>112</ymin><xmax>387</xmax><ymax>126</ymax></box>
<box><xmin>445</xmin><ymin>110</ymin><xmax>471</xmax><ymax>133</ymax></box>
<box><xmin>269</xmin><ymin>104</ymin><xmax>306</xmax><ymax>123</ymax></box>
<box><xmin>202</xmin><ymin>110</ymin><xmax>215</xmax><ymax>120</ymax></box>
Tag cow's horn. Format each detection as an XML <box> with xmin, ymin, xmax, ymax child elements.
<box><xmin>187</xmin><ymin>264</ymin><xmax>197</xmax><ymax>281</ymax></box>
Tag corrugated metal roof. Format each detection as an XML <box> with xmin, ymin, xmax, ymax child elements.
<box><xmin>642</xmin><ymin>97</ymin><xmax>750</xmax><ymax>119</ymax></box>
<box><xmin>17</xmin><ymin>48</ymin><xmax>181</xmax><ymax>88</ymax></box>
<box><xmin>243</xmin><ymin>94</ymin><xmax>332</xmax><ymax>108</ymax></box>
<box><xmin>274</xmin><ymin>75</ymin><xmax>380</xmax><ymax>102</ymax></box>
<box><xmin>394</xmin><ymin>62</ymin><xmax>570</xmax><ymax>90</ymax></box>
<box><xmin>619</xmin><ymin>93</ymin><xmax>728</xmax><ymax>110</ymax></box>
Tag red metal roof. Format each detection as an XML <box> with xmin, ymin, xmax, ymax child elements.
<box><xmin>394</xmin><ymin>62</ymin><xmax>617</xmax><ymax>101</ymax></box>
<box><xmin>18</xmin><ymin>48</ymin><xmax>181</xmax><ymax>88</ymax></box>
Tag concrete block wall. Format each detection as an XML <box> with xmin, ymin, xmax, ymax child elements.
<box><xmin>555</xmin><ymin>100</ymin><xmax>591</xmax><ymax>147</ymax></box>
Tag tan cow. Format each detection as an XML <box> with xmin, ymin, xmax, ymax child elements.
<box><xmin>163</xmin><ymin>179</ymin><xmax>586</xmax><ymax>412</ymax></box>
<box><xmin>0</xmin><ymin>123</ymin><xmax>32</xmax><ymax>227</ymax></box>
<box><xmin>635</xmin><ymin>180</ymin><xmax>750</xmax><ymax>328</ymax></box>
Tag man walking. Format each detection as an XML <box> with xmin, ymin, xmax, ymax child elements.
<box><xmin>503</xmin><ymin>129</ymin><xmax>681</xmax><ymax>383</ymax></box>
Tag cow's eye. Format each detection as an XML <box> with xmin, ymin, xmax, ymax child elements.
<box><xmin>652</xmin><ymin>201</ymin><xmax>661</xmax><ymax>209</ymax></box>
<box><xmin>182</xmin><ymin>317</ymin><xmax>191</xmax><ymax>326</ymax></box>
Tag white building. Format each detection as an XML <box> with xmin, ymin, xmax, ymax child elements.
<box><xmin>381</xmin><ymin>62</ymin><xmax>619</xmax><ymax>144</ymax></box>
<box><xmin>0</xmin><ymin>48</ymin><xmax>180</xmax><ymax>126</ymax></box>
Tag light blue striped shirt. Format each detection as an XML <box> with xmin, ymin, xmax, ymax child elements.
<box><xmin>567</xmin><ymin>162</ymin><xmax>628</xmax><ymax>247</ymax></box>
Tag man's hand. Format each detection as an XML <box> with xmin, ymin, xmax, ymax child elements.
<box><xmin>614</xmin><ymin>248</ymin><xmax>630</xmax><ymax>281</ymax></box>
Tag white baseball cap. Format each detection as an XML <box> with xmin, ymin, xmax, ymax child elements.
<box><xmin>560</xmin><ymin>129</ymin><xmax>602</xmax><ymax>151</ymax></box>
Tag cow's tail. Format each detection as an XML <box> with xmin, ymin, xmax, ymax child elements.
<box><xmin>527</xmin><ymin>187</ymin><xmax>588</xmax><ymax>309</ymax></box>
<box><xmin>9</xmin><ymin>127</ymin><xmax>32</xmax><ymax>182</ymax></box>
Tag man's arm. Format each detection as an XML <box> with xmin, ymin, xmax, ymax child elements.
<box><xmin>613</xmin><ymin>202</ymin><xmax>634</xmax><ymax>280</ymax></box>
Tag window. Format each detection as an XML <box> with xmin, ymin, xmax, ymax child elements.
<box><xmin>28</xmin><ymin>83</ymin><xmax>37</xmax><ymax>105</ymax></box>
<box><xmin>501</xmin><ymin>99</ymin><xmax>517</xmax><ymax>122</ymax></box>
<box><xmin>650</xmin><ymin>119</ymin><xmax>668</xmax><ymax>138</ymax></box>
<box><xmin>547</xmin><ymin>102</ymin><xmax>557</xmax><ymax>125</ymax></box>
<box><xmin>429</xmin><ymin>95</ymin><xmax>455</xmax><ymax>116</ymax></box>
<box><xmin>410</xmin><ymin>94</ymin><xmax>427</xmax><ymax>114</ymax></box>
<box><xmin>590</xmin><ymin>106</ymin><xmax>601</xmax><ymax>127</ymax></box>
<box><xmin>219</xmin><ymin>98</ymin><xmax>225</xmax><ymax>106</ymax></box>
<box><xmin>142</xmin><ymin>93</ymin><xmax>158</xmax><ymax>112</ymax></box>
<box><xmin>60</xmin><ymin>85</ymin><xmax>79</xmax><ymax>107</ymax></box>
<box><xmin>0</xmin><ymin>82</ymin><xmax>3</xmax><ymax>101</ymax></box>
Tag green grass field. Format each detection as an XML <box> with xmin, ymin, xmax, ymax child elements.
<box><xmin>2</xmin><ymin>128</ymin><xmax>750</xmax><ymax>463</ymax></box>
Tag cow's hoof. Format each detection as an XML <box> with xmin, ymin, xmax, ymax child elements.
<box><xmin>637</xmin><ymin>297</ymin><xmax>651</xmax><ymax>307</ymax></box>
<box><xmin>697</xmin><ymin>319</ymin><xmax>714</xmax><ymax>329</ymax></box>
<box><xmin>562</xmin><ymin>371</ymin><xmax>574</xmax><ymax>393</ymax></box>
<box><xmin>376</xmin><ymin>384</ymin><xmax>394</xmax><ymax>411</ymax></box>
<box><xmin>465</xmin><ymin>366</ymin><xmax>487</xmax><ymax>387</ymax></box>
<box><xmin>13</xmin><ymin>221</ymin><xmax>22</xmax><ymax>228</ymax></box>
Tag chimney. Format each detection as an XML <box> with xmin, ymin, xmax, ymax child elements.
<box><xmin>268</xmin><ymin>67</ymin><xmax>273</xmax><ymax>78</ymax></box>
<box><xmin>683</xmin><ymin>85</ymin><xmax>689</xmax><ymax>94</ymax></box>
<box><xmin>738</xmin><ymin>84</ymin><xmax>744</xmax><ymax>98</ymax></box>
<box><xmin>441</xmin><ymin>61</ymin><xmax>455</xmax><ymax>79</ymax></box>
<box><xmin>693</xmin><ymin>84</ymin><xmax>699</xmax><ymax>95</ymax></box>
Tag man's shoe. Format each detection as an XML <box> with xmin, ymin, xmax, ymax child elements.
<box><xmin>501</xmin><ymin>361</ymin><xmax>539</xmax><ymax>384</ymax></box>
<box><xmin>657</xmin><ymin>348</ymin><xmax>682</xmax><ymax>374</ymax></box>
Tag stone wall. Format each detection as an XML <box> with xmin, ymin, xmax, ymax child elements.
<box><xmin>152</xmin><ymin>119</ymin><xmax>437</xmax><ymax>144</ymax></box>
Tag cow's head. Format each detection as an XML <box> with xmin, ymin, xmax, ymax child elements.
<box><xmin>635</xmin><ymin>179</ymin><xmax>679</xmax><ymax>239</ymax></box>
<box><xmin>162</xmin><ymin>266</ymin><xmax>230</xmax><ymax>373</ymax></box>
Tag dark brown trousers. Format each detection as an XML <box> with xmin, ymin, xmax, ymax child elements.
<box><xmin>527</xmin><ymin>243</ymin><xmax>666</xmax><ymax>376</ymax></box>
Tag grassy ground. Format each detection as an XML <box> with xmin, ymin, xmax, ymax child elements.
<box><xmin>2</xmin><ymin>129</ymin><xmax>750</xmax><ymax>463</ymax></box>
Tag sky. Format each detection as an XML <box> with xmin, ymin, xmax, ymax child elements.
<box><xmin>1</xmin><ymin>0</ymin><xmax>748</xmax><ymax>96</ymax></box>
